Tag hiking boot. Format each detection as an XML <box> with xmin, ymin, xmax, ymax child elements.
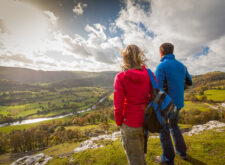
<box><xmin>155</xmin><ymin>156</ymin><xmax>168</xmax><ymax>165</ymax></box>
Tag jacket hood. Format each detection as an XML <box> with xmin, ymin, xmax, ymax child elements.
<box><xmin>124</xmin><ymin>66</ymin><xmax>147</xmax><ymax>83</ymax></box>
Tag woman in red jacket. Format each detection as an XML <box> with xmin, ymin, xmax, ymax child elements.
<box><xmin>114</xmin><ymin>44</ymin><xmax>154</xmax><ymax>165</ymax></box>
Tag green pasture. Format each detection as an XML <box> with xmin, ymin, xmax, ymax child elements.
<box><xmin>0</xmin><ymin>87</ymin><xmax>106</xmax><ymax>121</ymax></box>
<box><xmin>204</xmin><ymin>90</ymin><xmax>225</xmax><ymax>102</ymax></box>
<box><xmin>183</xmin><ymin>101</ymin><xmax>210</xmax><ymax>112</ymax></box>
<box><xmin>0</xmin><ymin>103</ymin><xmax>40</xmax><ymax>117</ymax></box>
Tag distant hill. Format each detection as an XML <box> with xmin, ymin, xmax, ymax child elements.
<box><xmin>52</xmin><ymin>72</ymin><xmax>117</xmax><ymax>88</ymax></box>
<box><xmin>192</xmin><ymin>71</ymin><xmax>225</xmax><ymax>87</ymax></box>
<box><xmin>0</xmin><ymin>66</ymin><xmax>118</xmax><ymax>88</ymax></box>
<box><xmin>0</xmin><ymin>66</ymin><xmax>224</xmax><ymax>90</ymax></box>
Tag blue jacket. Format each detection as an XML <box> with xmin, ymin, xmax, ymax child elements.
<box><xmin>155</xmin><ymin>54</ymin><xmax>192</xmax><ymax>109</ymax></box>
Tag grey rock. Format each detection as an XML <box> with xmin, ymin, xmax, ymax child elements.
<box><xmin>24</xmin><ymin>157</ymin><xmax>35</xmax><ymax>165</ymax></box>
<box><xmin>33</xmin><ymin>153</ymin><xmax>45</xmax><ymax>162</ymax></box>
<box><xmin>40</xmin><ymin>157</ymin><xmax>52</xmax><ymax>165</ymax></box>
<box><xmin>11</xmin><ymin>153</ymin><xmax>52</xmax><ymax>165</ymax></box>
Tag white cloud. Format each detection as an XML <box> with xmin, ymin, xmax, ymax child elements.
<box><xmin>72</xmin><ymin>2</ymin><xmax>87</xmax><ymax>15</ymax></box>
<box><xmin>43</xmin><ymin>10</ymin><xmax>58</xmax><ymax>26</ymax></box>
<box><xmin>0</xmin><ymin>0</ymin><xmax>55</xmax><ymax>56</ymax></box>
<box><xmin>0</xmin><ymin>0</ymin><xmax>121</xmax><ymax>71</ymax></box>
<box><xmin>1</xmin><ymin>0</ymin><xmax>224</xmax><ymax>74</ymax></box>
<box><xmin>113</xmin><ymin>0</ymin><xmax>225</xmax><ymax>74</ymax></box>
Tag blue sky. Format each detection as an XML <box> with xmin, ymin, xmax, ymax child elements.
<box><xmin>0</xmin><ymin>0</ymin><xmax>225</xmax><ymax>74</ymax></box>
<box><xmin>24</xmin><ymin>0</ymin><xmax>123</xmax><ymax>38</ymax></box>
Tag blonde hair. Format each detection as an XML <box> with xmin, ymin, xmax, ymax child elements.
<box><xmin>121</xmin><ymin>44</ymin><xmax>147</xmax><ymax>70</ymax></box>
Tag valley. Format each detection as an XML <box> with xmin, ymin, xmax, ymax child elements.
<box><xmin>0</xmin><ymin>66</ymin><xmax>224</xmax><ymax>164</ymax></box>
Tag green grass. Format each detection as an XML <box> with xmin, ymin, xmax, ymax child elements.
<box><xmin>65</xmin><ymin>124</ymin><xmax>99</xmax><ymax>131</ymax></box>
<box><xmin>0</xmin><ymin>87</ymin><xmax>107</xmax><ymax>123</ymax></box>
<box><xmin>70</xmin><ymin>127</ymin><xmax>225</xmax><ymax>165</ymax></box>
<box><xmin>184</xmin><ymin>101</ymin><xmax>210</xmax><ymax>112</ymax></box>
<box><xmin>0</xmin><ymin>123</ymin><xmax>41</xmax><ymax>133</ymax></box>
<box><xmin>108</xmin><ymin>93</ymin><xmax>113</xmax><ymax>101</ymax></box>
<box><xmin>204</xmin><ymin>90</ymin><xmax>225</xmax><ymax>102</ymax></box>
<box><xmin>178</xmin><ymin>123</ymin><xmax>193</xmax><ymax>130</ymax></box>
<box><xmin>1</xmin><ymin>126</ymin><xmax>224</xmax><ymax>165</ymax></box>
<box><xmin>0</xmin><ymin>104</ymin><xmax>34</xmax><ymax>116</ymax></box>
<box><xmin>47</xmin><ymin>158</ymin><xmax>69</xmax><ymax>165</ymax></box>
<box><xmin>0</xmin><ymin>153</ymin><xmax>11</xmax><ymax>165</ymax></box>
<box><xmin>28</xmin><ymin>109</ymin><xmax>75</xmax><ymax>118</ymax></box>
<box><xmin>38</xmin><ymin>142</ymin><xmax>80</xmax><ymax>157</ymax></box>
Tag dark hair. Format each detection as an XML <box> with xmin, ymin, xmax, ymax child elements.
<box><xmin>160</xmin><ymin>43</ymin><xmax>174</xmax><ymax>55</ymax></box>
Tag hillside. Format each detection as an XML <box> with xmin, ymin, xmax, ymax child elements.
<box><xmin>0</xmin><ymin>67</ymin><xmax>224</xmax><ymax>165</ymax></box>
<box><xmin>0</xmin><ymin>66</ymin><xmax>117</xmax><ymax>85</ymax></box>
<box><xmin>192</xmin><ymin>71</ymin><xmax>225</xmax><ymax>87</ymax></box>
<box><xmin>5</xmin><ymin>121</ymin><xmax>225</xmax><ymax>165</ymax></box>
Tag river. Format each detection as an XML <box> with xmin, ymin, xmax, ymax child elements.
<box><xmin>0</xmin><ymin>95</ymin><xmax>108</xmax><ymax>128</ymax></box>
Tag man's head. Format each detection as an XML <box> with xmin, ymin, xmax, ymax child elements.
<box><xmin>159</xmin><ymin>43</ymin><xmax>174</xmax><ymax>58</ymax></box>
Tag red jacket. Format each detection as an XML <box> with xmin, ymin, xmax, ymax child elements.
<box><xmin>113</xmin><ymin>66</ymin><xmax>155</xmax><ymax>127</ymax></box>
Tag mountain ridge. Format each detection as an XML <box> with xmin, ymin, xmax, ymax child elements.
<box><xmin>0</xmin><ymin>66</ymin><xmax>118</xmax><ymax>84</ymax></box>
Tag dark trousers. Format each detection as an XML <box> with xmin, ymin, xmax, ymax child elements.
<box><xmin>159</xmin><ymin>112</ymin><xmax>187</xmax><ymax>165</ymax></box>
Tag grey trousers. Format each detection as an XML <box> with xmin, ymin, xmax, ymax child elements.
<box><xmin>120</xmin><ymin>123</ymin><xmax>146</xmax><ymax>165</ymax></box>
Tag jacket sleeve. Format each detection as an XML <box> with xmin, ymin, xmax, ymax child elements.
<box><xmin>155</xmin><ymin>65</ymin><xmax>165</xmax><ymax>90</ymax></box>
<box><xmin>113</xmin><ymin>74</ymin><xmax>125</xmax><ymax>126</ymax></box>
<box><xmin>185</xmin><ymin>68</ymin><xmax>192</xmax><ymax>86</ymax></box>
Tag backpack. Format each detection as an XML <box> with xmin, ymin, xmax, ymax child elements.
<box><xmin>143</xmin><ymin>68</ymin><xmax>178</xmax><ymax>153</ymax></box>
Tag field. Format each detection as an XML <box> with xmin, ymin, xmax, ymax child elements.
<box><xmin>183</xmin><ymin>101</ymin><xmax>211</xmax><ymax>112</ymax></box>
<box><xmin>204</xmin><ymin>90</ymin><xmax>225</xmax><ymax>102</ymax></box>
<box><xmin>0</xmin><ymin>70</ymin><xmax>225</xmax><ymax>164</ymax></box>
<box><xmin>0</xmin><ymin>87</ymin><xmax>108</xmax><ymax>124</ymax></box>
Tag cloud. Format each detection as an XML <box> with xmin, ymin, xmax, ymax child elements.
<box><xmin>60</xmin><ymin>34</ymin><xmax>91</xmax><ymax>58</ymax></box>
<box><xmin>0</xmin><ymin>0</ymin><xmax>121</xmax><ymax>71</ymax></box>
<box><xmin>0</xmin><ymin>53</ymin><xmax>34</xmax><ymax>64</ymax></box>
<box><xmin>43</xmin><ymin>11</ymin><xmax>58</xmax><ymax>26</ymax></box>
<box><xmin>0</xmin><ymin>0</ymin><xmax>50</xmax><ymax>55</ymax></box>
<box><xmin>113</xmin><ymin>0</ymin><xmax>225</xmax><ymax>74</ymax></box>
<box><xmin>85</xmin><ymin>24</ymin><xmax>107</xmax><ymax>45</ymax></box>
<box><xmin>1</xmin><ymin>0</ymin><xmax>223</xmax><ymax>74</ymax></box>
<box><xmin>58</xmin><ymin>25</ymin><xmax>121</xmax><ymax>64</ymax></box>
<box><xmin>0</xmin><ymin>19</ymin><xmax>6</xmax><ymax>34</ymax></box>
<box><xmin>72</xmin><ymin>2</ymin><xmax>87</xmax><ymax>15</ymax></box>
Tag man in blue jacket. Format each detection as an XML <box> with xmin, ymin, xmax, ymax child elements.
<box><xmin>155</xmin><ymin>43</ymin><xmax>192</xmax><ymax>165</ymax></box>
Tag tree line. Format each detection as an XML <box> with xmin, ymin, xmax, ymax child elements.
<box><xmin>0</xmin><ymin>107</ymin><xmax>116</xmax><ymax>154</ymax></box>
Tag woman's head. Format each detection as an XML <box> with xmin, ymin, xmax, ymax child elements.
<box><xmin>121</xmin><ymin>44</ymin><xmax>147</xmax><ymax>70</ymax></box>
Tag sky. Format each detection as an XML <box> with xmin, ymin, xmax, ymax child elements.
<box><xmin>0</xmin><ymin>0</ymin><xmax>225</xmax><ymax>75</ymax></box>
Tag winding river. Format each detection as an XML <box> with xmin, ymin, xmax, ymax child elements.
<box><xmin>0</xmin><ymin>95</ymin><xmax>108</xmax><ymax>128</ymax></box>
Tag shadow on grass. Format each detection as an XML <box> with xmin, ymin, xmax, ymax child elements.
<box><xmin>186</xmin><ymin>155</ymin><xmax>207</xmax><ymax>165</ymax></box>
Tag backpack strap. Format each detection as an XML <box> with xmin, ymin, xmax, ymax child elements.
<box><xmin>147</xmin><ymin>68</ymin><xmax>158</xmax><ymax>89</ymax></box>
<box><xmin>143</xmin><ymin>68</ymin><xmax>158</xmax><ymax>154</ymax></box>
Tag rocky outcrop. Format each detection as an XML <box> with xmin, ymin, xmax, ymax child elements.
<box><xmin>184</xmin><ymin>120</ymin><xmax>225</xmax><ymax>136</ymax></box>
<box><xmin>11</xmin><ymin>153</ymin><xmax>52</xmax><ymax>165</ymax></box>
<box><xmin>74</xmin><ymin>132</ymin><xmax>120</xmax><ymax>153</ymax></box>
<box><xmin>221</xmin><ymin>103</ymin><xmax>225</xmax><ymax>108</ymax></box>
<box><xmin>11</xmin><ymin>121</ymin><xmax>225</xmax><ymax>164</ymax></box>
<box><xmin>73</xmin><ymin>121</ymin><xmax>225</xmax><ymax>153</ymax></box>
